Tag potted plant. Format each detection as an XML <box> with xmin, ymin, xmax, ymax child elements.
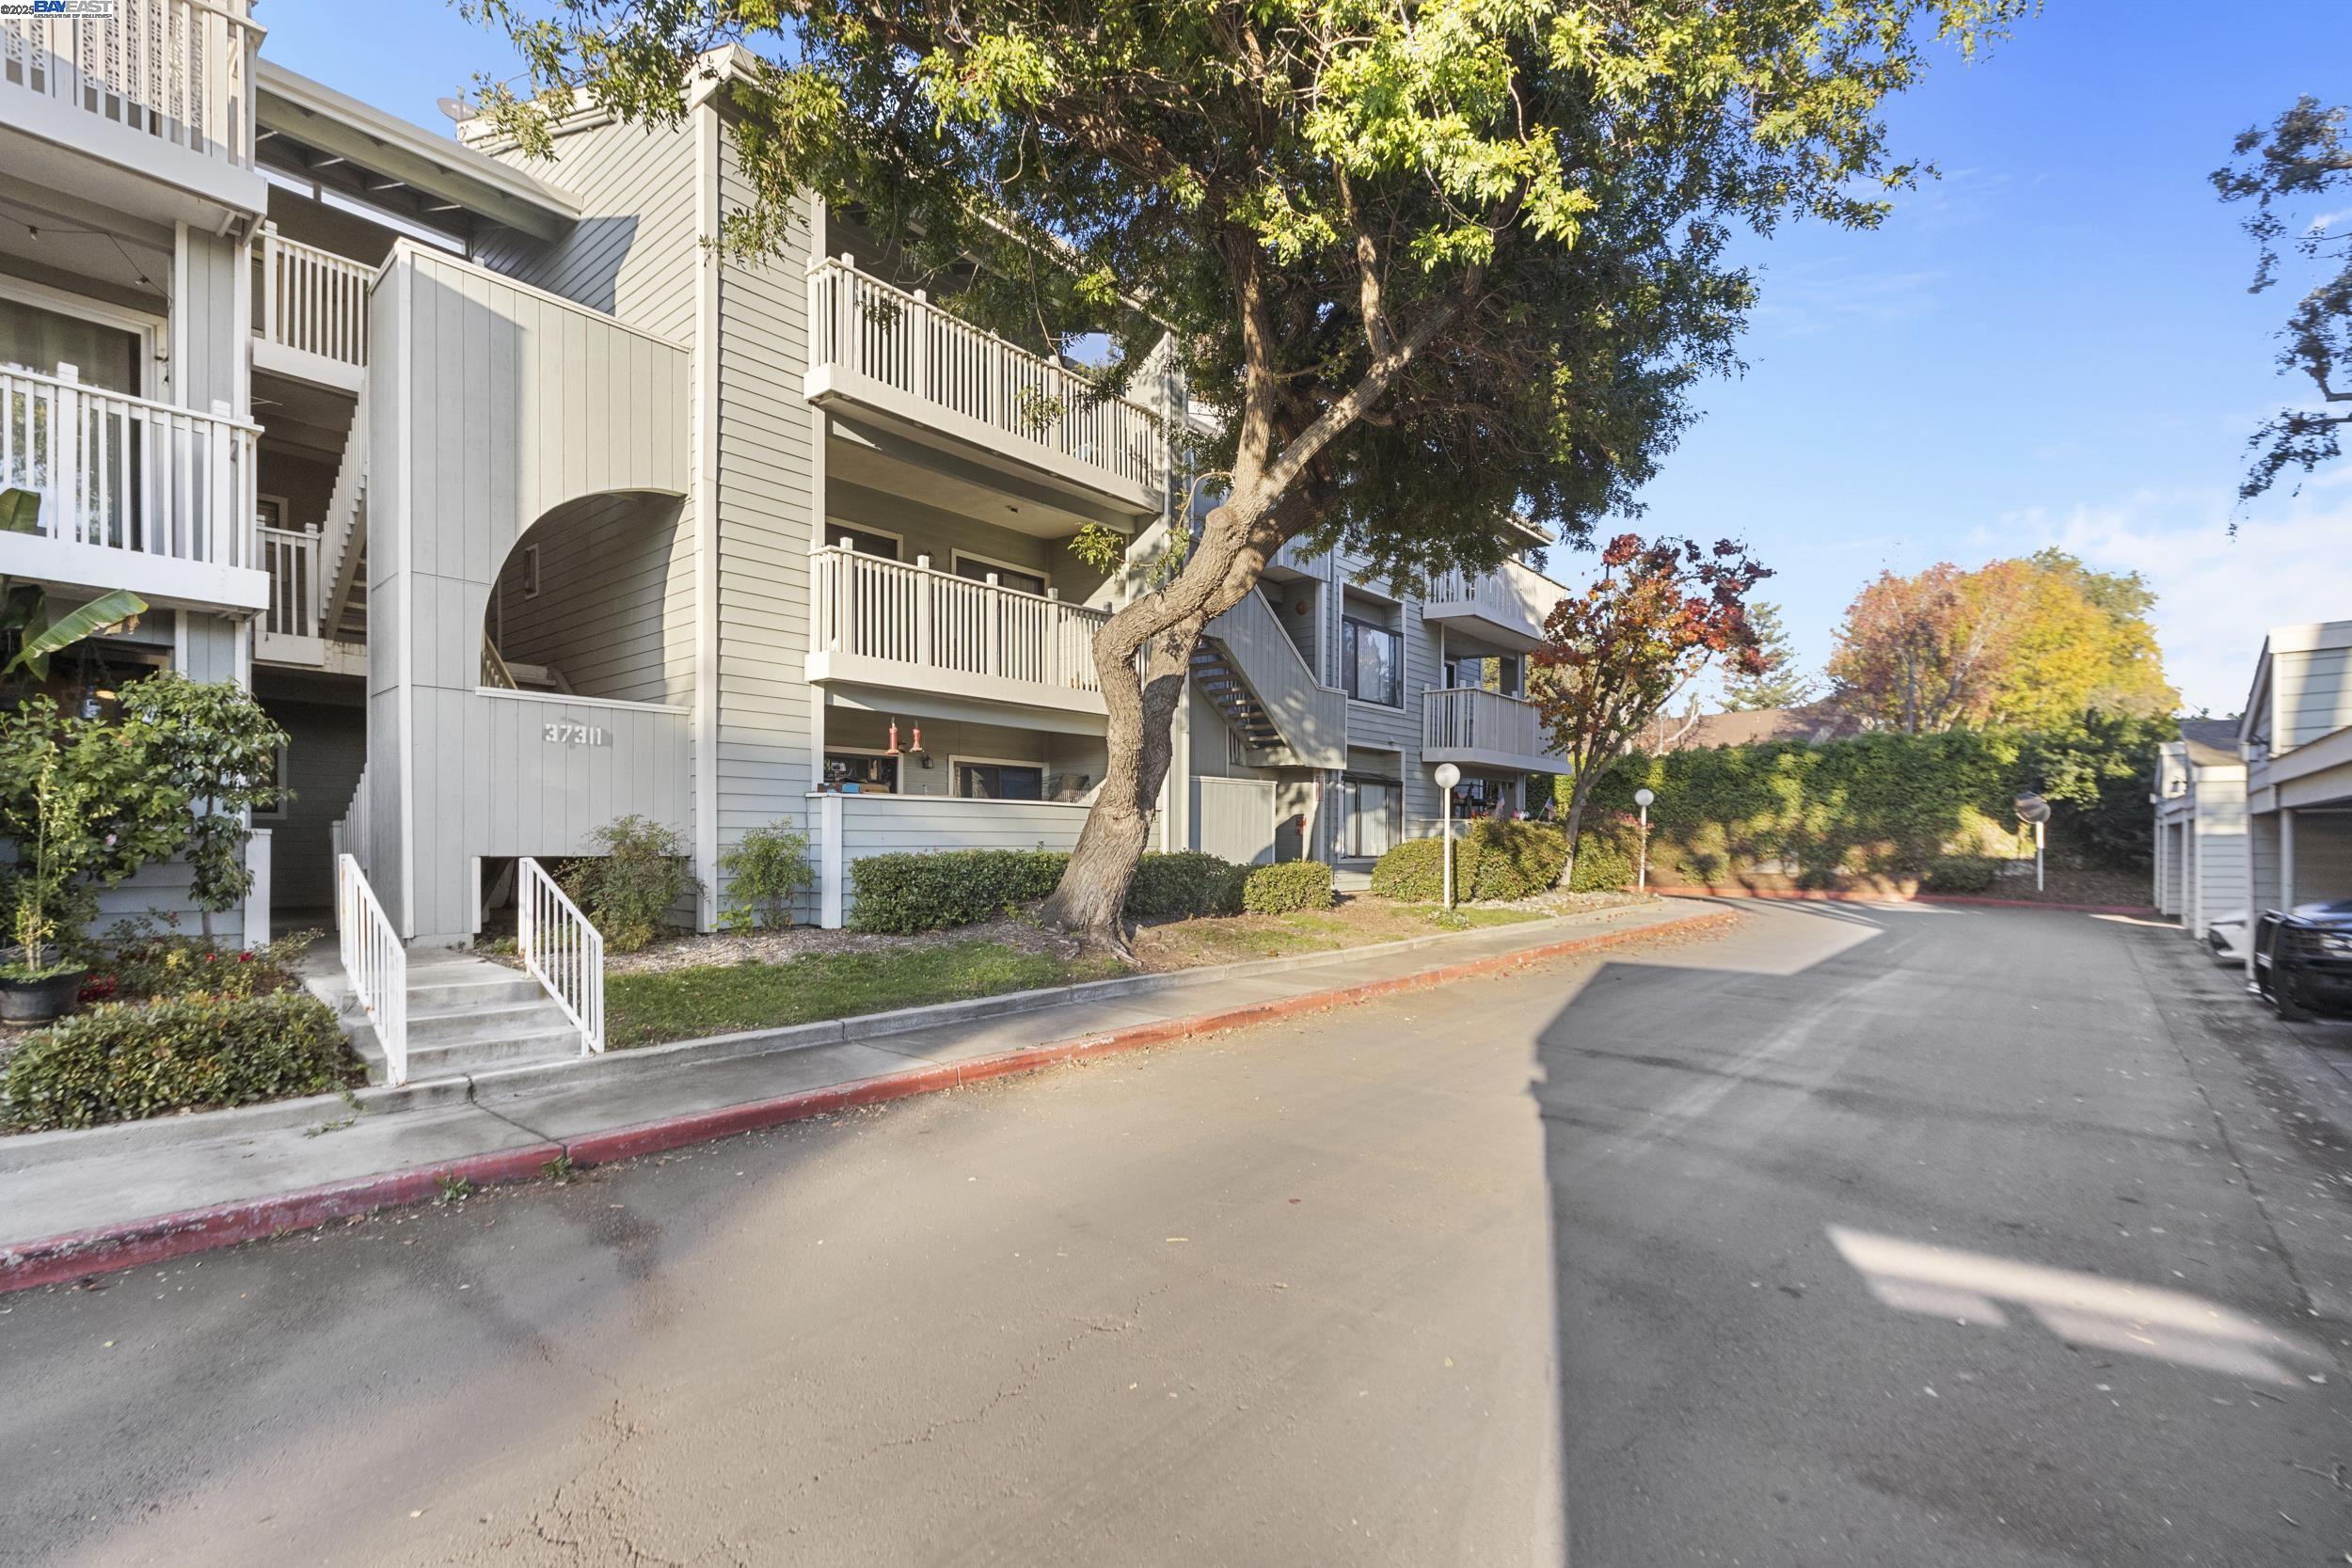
<box><xmin>0</xmin><ymin>752</ymin><xmax>91</xmax><ymax>1022</ymax></box>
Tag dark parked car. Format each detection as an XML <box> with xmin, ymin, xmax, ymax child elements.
<box><xmin>2251</xmin><ymin>901</ymin><xmax>2352</xmax><ymax>1022</ymax></box>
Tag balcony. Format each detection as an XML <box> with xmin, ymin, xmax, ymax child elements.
<box><xmin>1422</xmin><ymin>687</ymin><xmax>1563</xmax><ymax>774</ymax></box>
<box><xmin>804</xmin><ymin>257</ymin><xmax>1168</xmax><ymax>516</ymax></box>
<box><xmin>253</xmin><ymin>225</ymin><xmax>373</xmax><ymax>391</ymax></box>
<box><xmin>807</xmin><ymin>546</ymin><xmax>1122</xmax><ymax>717</ymax></box>
<box><xmin>1422</xmin><ymin>560</ymin><xmax>1565</xmax><ymax>651</ymax></box>
<box><xmin>0</xmin><ymin>364</ymin><xmax>264</xmax><ymax>611</ymax></box>
<box><xmin>0</xmin><ymin>0</ymin><xmax>267</xmax><ymax>227</ymax></box>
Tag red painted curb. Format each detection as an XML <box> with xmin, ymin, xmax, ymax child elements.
<box><xmin>2</xmin><ymin>909</ymin><xmax>1738</xmax><ymax>1293</ymax></box>
<box><xmin>1647</xmin><ymin>886</ymin><xmax>2154</xmax><ymax>916</ymax></box>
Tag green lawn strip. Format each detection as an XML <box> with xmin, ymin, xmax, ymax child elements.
<box><xmin>1146</xmin><ymin>901</ymin><xmax>1546</xmax><ymax>964</ymax></box>
<box><xmin>604</xmin><ymin>941</ymin><xmax>1125</xmax><ymax>1049</ymax></box>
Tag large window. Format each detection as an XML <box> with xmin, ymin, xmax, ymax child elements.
<box><xmin>0</xmin><ymin>294</ymin><xmax>141</xmax><ymax>394</ymax></box>
<box><xmin>825</xmin><ymin>521</ymin><xmax>901</xmax><ymax>559</ymax></box>
<box><xmin>955</xmin><ymin>553</ymin><xmax>1047</xmax><ymax>596</ymax></box>
<box><xmin>956</xmin><ymin>760</ymin><xmax>1043</xmax><ymax>800</ymax></box>
<box><xmin>824</xmin><ymin>751</ymin><xmax>899</xmax><ymax>792</ymax></box>
<box><xmin>1342</xmin><ymin>616</ymin><xmax>1402</xmax><ymax>706</ymax></box>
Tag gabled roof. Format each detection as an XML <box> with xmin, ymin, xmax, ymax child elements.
<box><xmin>2239</xmin><ymin>620</ymin><xmax>2352</xmax><ymax>751</ymax></box>
<box><xmin>2176</xmin><ymin>717</ymin><xmax>2243</xmax><ymax>768</ymax></box>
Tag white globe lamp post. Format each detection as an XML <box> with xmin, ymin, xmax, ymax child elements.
<box><xmin>1434</xmin><ymin>763</ymin><xmax>1463</xmax><ymax>908</ymax></box>
<box><xmin>1633</xmin><ymin>787</ymin><xmax>1657</xmax><ymax>893</ymax></box>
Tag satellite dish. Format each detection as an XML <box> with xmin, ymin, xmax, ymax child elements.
<box><xmin>437</xmin><ymin>95</ymin><xmax>475</xmax><ymax>121</ymax></box>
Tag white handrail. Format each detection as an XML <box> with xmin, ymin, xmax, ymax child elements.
<box><xmin>517</xmin><ymin>856</ymin><xmax>604</xmax><ymax>1054</ymax></box>
<box><xmin>806</xmin><ymin>255</ymin><xmax>1168</xmax><ymax>497</ymax></box>
<box><xmin>337</xmin><ymin>852</ymin><xmax>406</xmax><ymax>1087</ymax></box>
<box><xmin>331</xmin><ymin>765</ymin><xmax>370</xmax><ymax>878</ymax></box>
<box><xmin>812</xmin><ymin>545</ymin><xmax>1123</xmax><ymax>694</ymax></box>
<box><xmin>314</xmin><ymin>385</ymin><xmax>368</xmax><ymax>638</ymax></box>
<box><xmin>0</xmin><ymin>0</ymin><xmax>262</xmax><ymax>170</ymax></box>
<box><xmin>0</xmin><ymin>364</ymin><xmax>260</xmax><ymax>568</ymax></box>
<box><xmin>258</xmin><ymin>524</ymin><xmax>317</xmax><ymax>637</ymax></box>
<box><xmin>258</xmin><ymin>226</ymin><xmax>373</xmax><ymax>370</ymax></box>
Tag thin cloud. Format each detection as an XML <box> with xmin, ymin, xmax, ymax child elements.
<box><xmin>1751</xmin><ymin>261</ymin><xmax>1951</xmax><ymax>337</ymax></box>
<box><xmin>1994</xmin><ymin>487</ymin><xmax>2352</xmax><ymax>715</ymax></box>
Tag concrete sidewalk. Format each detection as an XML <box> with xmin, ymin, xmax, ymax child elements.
<box><xmin>0</xmin><ymin>898</ymin><xmax>1734</xmax><ymax>1291</ymax></box>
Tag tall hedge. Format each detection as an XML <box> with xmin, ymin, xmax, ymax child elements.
<box><xmin>1571</xmin><ymin>716</ymin><xmax>2171</xmax><ymax>886</ymax></box>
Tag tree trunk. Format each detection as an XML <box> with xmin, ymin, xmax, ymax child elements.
<box><xmin>1555</xmin><ymin>772</ymin><xmax>1596</xmax><ymax>890</ymax></box>
<box><xmin>1039</xmin><ymin>499</ymin><xmax>1275</xmax><ymax>946</ymax></box>
<box><xmin>1038</xmin><ymin>629</ymin><xmax>1190</xmax><ymax>947</ymax></box>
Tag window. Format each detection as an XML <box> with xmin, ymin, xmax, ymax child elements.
<box><xmin>256</xmin><ymin>495</ymin><xmax>290</xmax><ymax>533</ymax></box>
<box><xmin>521</xmin><ymin>544</ymin><xmax>541</xmax><ymax>599</ymax></box>
<box><xmin>825</xmin><ymin>521</ymin><xmax>902</xmax><ymax>560</ymax></box>
<box><xmin>954</xmin><ymin>553</ymin><xmax>1047</xmax><ymax>596</ymax></box>
<box><xmin>1342</xmin><ymin>616</ymin><xmax>1402</xmax><ymax>706</ymax></box>
<box><xmin>955</xmin><ymin>760</ymin><xmax>1043</xmax><ymax>800</ymax></box>
<box><xmin>0</xmin><ymin>294</ymin><xmax>141</xmax><ymax>395</ymax></box>
<box><xmin>824</xmin><ymin>751</ymin><xmax>899</xmax><ymax>793</ymax></box>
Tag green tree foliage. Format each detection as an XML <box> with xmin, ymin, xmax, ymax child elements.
<box><xmin>0</xmin><ymin>698</ymin><xmax>188</xmax><ymax>969</ymax></box>
<box><xmin>118</xmin><ymin>674</ymin><xmax>289</xmax><ymax>942</ymax></box>
<box><xmin>2212</xmin><ymin>96</ymin><xmax>2352</xmax><ymax>500</ymax></box>
<box><xmin>1828</xmin><ymin>553</ymin><xmax>2175</xmax><ymax>735</ymax></box>
<box><xmin>1720</xmin><ymin>600</ymin><xmax>1816</xmax><ymax>711</ymax></box>
<box><xmin>465</xmin><ymin>0</ymin><xmax>2027</xmax><ymax>939</ymax></box>
<box><xmin>716</xmin><ymin>820</ymin><xmax>816</xmax><ymax>931</ymax></box>
<box><xmin>1531</xmin><ymin>533</ymin><xmax>1768</xmax><ymax>882</ymax></box>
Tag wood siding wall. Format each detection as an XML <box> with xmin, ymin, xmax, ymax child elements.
<box><xmin>2273</xmin><ymin>648</ymin><xmax>2352</xmax><ymax>753</ymax></box>
<box><xmin>367</xmin><ymin>245</ymin><xmax>690</xmax><ymax>939</ymax></box>
<box><xmin>495</xmin><ymin>491</ymin><xmax>688</xmax><ymax>705</ymax></box>
<box><xmin>710</xmin><ymin>156</ymin><xmax>818</xmax><ymax>907</ymax></box>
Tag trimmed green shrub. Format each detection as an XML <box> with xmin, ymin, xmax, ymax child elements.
<box><xmin>1127</xmin><ymin>850</ymin><xmax>1248</xmax><ymax>920</ymax></box>
<box><xmin>850</xmin><ymin>848</ymin><xmax>1069</xmax><ymax>933</ymax></box>
<box><xmin>1919</xmin><ymin>854</ymin><xmax>2003</xmax><ymax>894</ymax></box>
<box><xmin>718</xmin><ymin>821</ymin><xmax>816</xmax><ymax>931</ymax></box>
<box><xmin>93</xmin><ymin>921</ymin><xmax>320</xmax><ymax>1002</ymax></box>
<box><xmin>1466</xmin><ymin>822</ymin><xmax>1569</xmax><ymax>899</ymax></box>
<box><xmin>1243</xmin><ymin>860</ymin><xmax>1334</xmax><ymax>914</ymax></box>
<box><xmin>849</xmin><ymin>847</ymin><xmax>1254</xmax><ymax>933</ymax></box>
<box><xmin>562</xmin><ymin>816</ymin><xmax>702</xmax><ymax>952</ymax></box>
<box><xmin>1370</xmin><ymin>822</ymin><xmax>1569</xmax><ymax>903</ymax></box>
<box><xmin>1370</xmin><ymin>835</ymin><xmax>1472</xmax><ymax>902</ymax></box>
<box><xmin>2</xmin><ymin>991</ymin><xmax>353</xmax><ymax>1131</ymax></box>
<box><xmin>1566</xmin><ymin>835</ymin><xmax>1636</xmax><ymax>892</ymax></box>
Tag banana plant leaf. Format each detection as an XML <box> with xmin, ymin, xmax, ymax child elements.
<box><xmin>0</xmin><ymin>490</ymin><xmax>149</xmax><ymax>680</ymax></box>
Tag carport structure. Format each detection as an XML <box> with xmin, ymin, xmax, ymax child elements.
<box><xmin>2241</xmin><ymin>622</ymin><xmax>2352</xmax><ymax>952</ymax></box>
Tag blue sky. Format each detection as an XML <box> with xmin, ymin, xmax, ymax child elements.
<box><xmin>262</xmin><ymin>0</ymin><xmax>2352</xmax><ymax>714</ymax></box>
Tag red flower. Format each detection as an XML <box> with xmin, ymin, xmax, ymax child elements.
<box><xmin>237</xmin><ymin>951</ymin><xmax>253</xmax><ymax>963</ymax></box>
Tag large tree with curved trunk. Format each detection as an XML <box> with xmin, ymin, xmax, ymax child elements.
<box><xmin>468</xmin><ymin>0</ymin><xmax>2026</xmax><ymax>944</ymax></box>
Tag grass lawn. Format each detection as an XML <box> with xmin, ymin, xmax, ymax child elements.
<box><xmin>1130</xmin><ymin>897</ymin><xmax>1545</xmax><ymax>970</ymax></box>
<box><xmin>604</xmin><ymin>940</ymin><xmax>1127</xmax><ymax>1049</ymax></box>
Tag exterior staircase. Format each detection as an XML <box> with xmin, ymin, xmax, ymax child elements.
<box><xmin>317</xmin><ymin>947</ymin><xmax>584</xmax><ymax>1085</ymax></box>
<box><xmin>1196</xmin><ymin>589</ymin><xmax>1348</xmax><ymax>768</ymax></box>
<box><xmin>315</xmin><ymin>387</ymin><xmax>370</xmax><ymax>644</ymax></box>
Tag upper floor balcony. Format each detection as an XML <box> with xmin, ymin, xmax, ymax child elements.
<box><xmin>252</xmin><ymin>224</ymin><xmax>372</xmax><ymax>392</ymax></box>
<box><xmin>1422</xmin><ymin>686</ymin><xmax>1563</xmax><ymax>775</ymax></box>
<box><xmin>1422</xmin><ymin>559</ymin><xmax>1565</xmax><ymax>651</ymax></box>
<box><xmin>0</xmin><ymin>0</ymin><xmax>267</xmax><ymax>230</ymax></box>
<box><xmin>806</xmin><ymin>545</ymin><xmax>1126</xmax><ymax>719</ymax></box>
<box><xmin>0</xmin><ymin>362</ymin><xmax>264</xmax><ymax>611</ymax></box>
<box><xmin>804</xmin><ymin>256</ymin><xmax>1169</xmax><ymax>518</ymax></box>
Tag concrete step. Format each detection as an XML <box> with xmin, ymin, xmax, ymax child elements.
<box><xmin>405</xmin><ymin>970</ymin><xmax>548</xmax><ymax>1012</ymax></box>
<box><xmin>407</xmin><ymin>999</ymin><xmax>577</xmax><ymax>1048</ymax></box>
<box><xmin>403</xmin><ymin>1026</ymin><xmax>583</xmax><ymax>1079</ymax></box>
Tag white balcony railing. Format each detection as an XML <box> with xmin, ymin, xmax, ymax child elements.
<box><xmin>0</xmin><ymin>363</ymin><xmax>260</xmax><ymax>571</ymax></box>
<box><xmin>806</xmin><ymin>256</ymin><xmax>1168</xmax><ymax>507</ymax></box>
<box><xmin>1422</xmin><ymin>686</ymin><xmax>1559</xmax><ymax>769</ymax></box>
<box><xmin>258</xmin><ymin>523</ymin><xmax>317</xmax><ymax>638</ymax></box>
<box><xmin>1423</xmin><ymin>559</ymin><xmax>1565</xmax><ymax>645</ymax></box>
<box><xmin>810</xmin><ymin>546</ymin><xmax>1120</xmax><ymax>705</ymax></box>
<box><xmin>0</xmin><ymin>0</ymin><xmax>262</xmax><ymax>174</ymax></box>
<box><xmin>258</xmin><ymin>227</ymin><xmax>373</xmax><ymax>373</ymax></box>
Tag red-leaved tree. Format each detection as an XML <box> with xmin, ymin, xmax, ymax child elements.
<box><xmin>1531</xmin><ymin>535</ymin><xmax>1770</xmax><ymax>881</ymax></box>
